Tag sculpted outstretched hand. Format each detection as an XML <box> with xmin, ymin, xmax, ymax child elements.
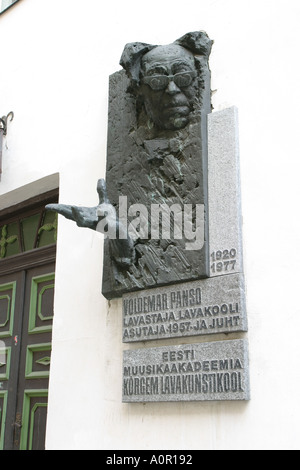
<box><xmin>46</xmin><ymin>179</ymin><xmax>135</xmax><ymax>268</ymax></box>
<box><xmin>46</xmin><ymin>179</ymin><xmax>110</xmax><ymax>230</ymax></box>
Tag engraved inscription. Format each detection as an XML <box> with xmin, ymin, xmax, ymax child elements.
<box><xmin>122</xmin><ymin>340</ymin><xmax>250</xmax><ymax>402</ymax></box>
<box><xmin>210</xmin><ymin>249</ymin><xmax>237</xmax><ymax>274</ymax></box>
<box><xmin>122</xmin><ymin>274</ymin><xmax>247</xmax><ymax>342</ymax></box>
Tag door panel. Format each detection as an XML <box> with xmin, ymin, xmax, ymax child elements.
<box><xmin>20</xmin><ymin>390</ymin><xmax>48</xmax><ymax>451</ymax></box>
<box><xmin>0</xmin><ymin>280</ymin><xmax>16</xmax><ymax>338</ymax></box>
<box><xmin>28</xmin><ymin>273</ymin><xmax>55</xmax><ymax>335</ymax></box>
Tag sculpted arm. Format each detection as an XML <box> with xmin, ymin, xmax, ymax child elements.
<box><xmin>46</xmin><ymin>179</ymin><xmax>135</xmax><ymax>268</ymax></box>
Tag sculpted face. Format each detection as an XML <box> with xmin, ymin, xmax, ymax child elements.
<box><xmin>140</xmin><ymin>44</ymin><xmax>197</xmax><ymax>130</ymax></box>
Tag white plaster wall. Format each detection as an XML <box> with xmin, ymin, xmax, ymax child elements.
<box><xmin>0</xmin><ymin>0</ymin><xmax>300</xmax><ymax>450</ymax></box>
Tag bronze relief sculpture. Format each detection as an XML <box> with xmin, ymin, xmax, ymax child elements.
<box><xmin>47</xmin><ymin>31</ymin><xmax>213</xmax><ymax>298</ymax></box>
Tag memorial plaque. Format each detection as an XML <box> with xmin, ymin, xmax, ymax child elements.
<box><xmin>123</xmin><ymin>273</ymin><xmax>247</xmax><ymax>342</ymax></box>
<box><xmin>46</xmin><ymin>35</ymin><xmax>246</xmax><ymax>301</ymax></box>
<box><xmin>123</xmin><ymin>339</ymin><xmax>250</xmax><ymax>402</ymax></box>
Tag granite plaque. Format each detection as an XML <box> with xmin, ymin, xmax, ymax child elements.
<box><xmin>123</xmin><ymin>339</ymin><xmax>250</xmax><ymax>402</ymax></box>
<box><xmin>122</xmin><ymin>273</ymin><xmax>247</xmax><ymax>342</ymax></box>
<box><xmin>208</xmin><ymin>107</ymin><xmax>243</xmax><ymax>277</ymax></box>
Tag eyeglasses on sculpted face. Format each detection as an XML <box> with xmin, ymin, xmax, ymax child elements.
<box><xmin>142</xmin><ymin>71</ymin><xmax>197</xmax><ymax>91</ymax></box>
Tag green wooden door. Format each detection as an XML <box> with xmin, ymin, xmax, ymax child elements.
<box><xmin>0</xmin><ymin>264</ymin><xmax>55</xmax><ymax>450</ymax></box>
<box><xmin>0</xmin><ymin>191</ymin><xmax>57</xmax><ymax>450</ymax></box>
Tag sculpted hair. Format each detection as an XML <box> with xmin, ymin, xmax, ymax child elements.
<box><xmin>120</xmin><ymin>31</ymin><xmax>213</xmax><ymax>88</ymax></box>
